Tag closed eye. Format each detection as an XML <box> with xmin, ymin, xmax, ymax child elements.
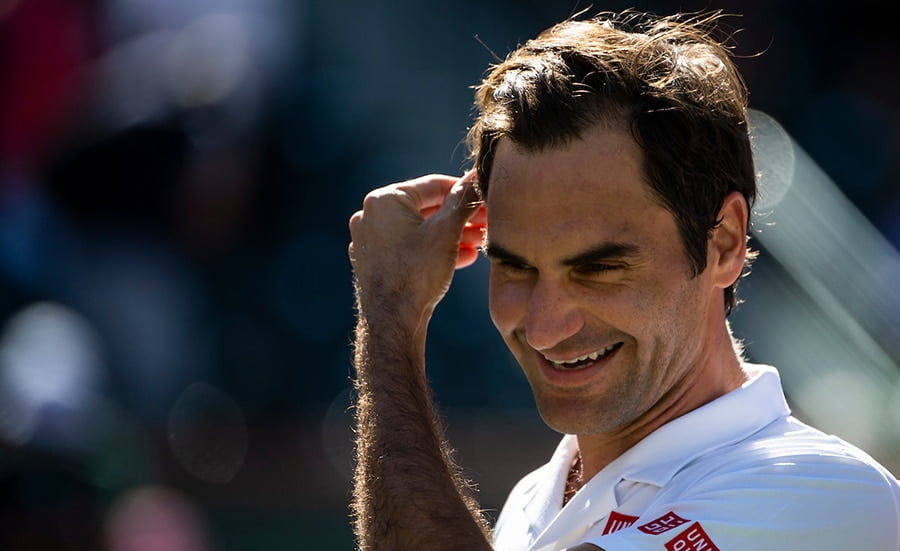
<box><xmin>574</xmin><ymin>263</ymin><xmax>620</xmax><ymax>275</ymax></box>
<box><xmin>483</xmin><ymin>243</ymin><xmax>535</xmax><ymax>273</ymax></box>
<box><xmin>496</xmin><ymin>259</ymin><xmax>535</xmax><ymax>272</ymax></box>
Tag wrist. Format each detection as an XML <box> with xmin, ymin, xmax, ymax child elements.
<box><xmin>354</xmin><ymin>297</ymin><xmax>433</xmax><ymax>376</ymax></box>
<box><xmin>354</xmin><ymin>280</ymin><xmax>436</xmax><ymax>338</ymax></box>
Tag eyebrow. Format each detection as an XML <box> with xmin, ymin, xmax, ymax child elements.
<box><xmin>482</xmin><ymin>242</ymin><xmax>528</xmax><ymax>265</ymax></box>
<box><xmin>483</xmin><ymin>241</ymin><xmax>642</xmax><ymax>267</ymax></box>
<box><xmin>562</xmin><ymin>242</ymin><xmax>642</xmax><ymax>266</ymax></box>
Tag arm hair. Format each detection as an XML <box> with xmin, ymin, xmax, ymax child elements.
<box><xmin>351</xmin><ymin>309</ymin><xmax>493</xmax><ymax>550</ymax></box>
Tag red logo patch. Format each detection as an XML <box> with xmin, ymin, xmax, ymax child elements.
<box><xmin>664</xmin><ymin>522</ymin><xmax>720</xmax><ymax>551</ymax></box>
<box><xmin>602</xmin><ymin>511</ymin><xmax>639</xmax><ymax>535</ymax></box>
<box><xmin>638</xmin><ymin>511</ymin><xmax>689</xmax><ymax>535</ymax></box>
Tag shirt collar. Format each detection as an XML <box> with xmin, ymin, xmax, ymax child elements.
<box><xmin>614</xmin><ymin>363</ymin><xmax>791</xmax><ymax>487</ymax></box>
<box><xmin>520</xmin><ymin>434</ymin><xmax>580</xmax><ymax>539</ymax></box>
<box><xmin>521</xmin><ymin>364</ymin><xmax>791</xmax><ymax>549</ymax></box>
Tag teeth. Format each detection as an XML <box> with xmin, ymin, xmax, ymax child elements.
<box><xmin>548</xmin><ymin>344</ymin><xmax>619</xmax><ymax>368</ymax></box>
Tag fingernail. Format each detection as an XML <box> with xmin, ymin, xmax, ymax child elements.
<box><xmin>455</xmin><ymin>174</ymin><xmax>483</xmax><ymax>209</ymax></box>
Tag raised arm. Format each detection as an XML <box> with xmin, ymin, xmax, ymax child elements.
<box><xmin>348</xmin><ymin>173</ymin><xmax>492</xmax><ymax>550</ymax></box>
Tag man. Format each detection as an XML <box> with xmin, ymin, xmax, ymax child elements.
<box><xmin>347</xmin><ymin>11</ymin><xmax>900</xmax><ymax>551</ymax></box>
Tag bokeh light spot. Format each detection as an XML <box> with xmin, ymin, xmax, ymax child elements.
<box><xmin>168</xmin><ymin>382</ymin><xmax>248</xmax><ymax>484</ymax></box>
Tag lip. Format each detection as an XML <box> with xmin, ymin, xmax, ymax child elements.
<box><xmin>535</xmin><ymin>343</ymin><xmax>622</xmax><ymax>388</ymax></box>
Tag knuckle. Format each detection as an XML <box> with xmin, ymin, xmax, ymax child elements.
<box><xmin>348</xmin><ymin>210</ymin><xmax>363</xmax><ymax>232</ymax></box>
<box><xmin>361</xmin><ymin>190</ymin><xmax>381</xmax><ymax>210</ymax></box>
<box><xmin>361</xmin><ymin>185</ymin><xmax>401</xmax><ymax>210</ymax></box>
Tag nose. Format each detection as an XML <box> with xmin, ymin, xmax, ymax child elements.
<box><xmin>524</xmin><ymin>277</ymin><xmax>584</xmax><ymax>351</ymax></box>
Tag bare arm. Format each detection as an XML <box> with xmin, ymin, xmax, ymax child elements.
<box><xmin>348</xmin><ymin>173</ymin><xmax>491</xmax><ymax>550</ymax></box>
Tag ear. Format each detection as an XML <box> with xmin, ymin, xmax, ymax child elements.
<box><xmin>709</xmin><ymin>191</ymin><xmax>749</xmax><ymax>290</ymax></box>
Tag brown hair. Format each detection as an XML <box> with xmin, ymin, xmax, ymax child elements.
<box><xmin>467</xmin><ymin>11</ymin><xmax>756</xmax><ymax>314</ymax></box>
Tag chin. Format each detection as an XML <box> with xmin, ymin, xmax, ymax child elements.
<box><xmin>535</xmin><ymin>389</ymin><xmax>640</xmax><ymax>436</ymax></box>
<box><xmin>535</xmin><ymin>399</ymin><xmax>604</xmax><ymax>435</ymax></box>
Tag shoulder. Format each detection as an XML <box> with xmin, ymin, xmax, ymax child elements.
<box><xmin>677</xmin><ymin>414</ymin><xmax>898</xmax><ymax>491</ymax></box>
<box><xmin>688</xmin><ymin>414</ymin><xmax>898</xmax><ymax>482</ymax></box>
<box><xmin>654</xmin><ymin>416</ymin><xmax>900</xmax><ymax>541</ymax></box>
<box><xmin>590</xmin><ymin>425</ymin><xmax>900</xmax><ymax>550</ymax></box>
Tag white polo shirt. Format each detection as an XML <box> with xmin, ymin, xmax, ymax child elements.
<box><xmin>492</xmin><ymin>365</ymin><xmax>900</xmax><ymax>551</ymax></box>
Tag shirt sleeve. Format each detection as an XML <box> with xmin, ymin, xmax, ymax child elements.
<box><xmin>585</xmin><ymin>455</ymin><xmax>900</xmax><ymax>551</ymax></box>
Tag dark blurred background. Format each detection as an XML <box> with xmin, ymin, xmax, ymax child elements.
<box><xmin>1</xmin><ymin>0</ymin><xmax>898</xmax><ymax>549</ymax></box>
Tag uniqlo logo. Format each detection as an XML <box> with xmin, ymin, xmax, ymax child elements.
<box><xmin>664</xmin><ymin>522</ymin><xmax>720</xmax><ymax>551</ymax></box>
<box><xmin>638</xmin><ymin>511</ymin><xmax>689</xmax><ymax>535</ymax></box>
<box><xmin>601</xmin><ymin>511</ymin><xmax>639</xmax><ymax>535</ymax></box>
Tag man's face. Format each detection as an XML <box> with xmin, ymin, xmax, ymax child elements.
<box><xmin>484</xmin><ymin>124</ymin><xmax>720</xmax><ymax>436</ymax></box>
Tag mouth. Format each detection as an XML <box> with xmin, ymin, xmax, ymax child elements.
<box><xmin>543</xmin><ymin>342</ymin><xmax>623</xmax><ymax>371</ymax></box>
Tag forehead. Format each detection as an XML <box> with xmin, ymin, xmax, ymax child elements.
<box><xmin>485</xmin><ymin>125</ymin><xmax>663</xmax><ymax>243</ymax></box>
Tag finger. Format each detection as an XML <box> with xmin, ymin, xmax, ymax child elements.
<box><xmin>423</xmin><ymin>197</ymin><xmax>483</xmax><ymax>222</ymax></box>
<box><xmin>455</xmin><ymin>170</ymin><xmax>482</xmax><ymax>212</ymax></box>
<box><xmin>394</xmin><ymin>174</ymin><xmax>460</xmax><ymax>212</ymax></box>
<box><xmin>431</xmin><ymin>172</ymin><xmax>482</xmax><ymax>228</ymax></box>
<box><xmin>460</xmin><ymin>223</ymin><xmax>485</xmax><ymax>248</ymax></box>
<box><xmin>420</xmin><ymin>205</ymin><xmax>440</xmax><ymax>220</ymax></box>
<box><xmin>455</xmin><ymin>244</ymin><xmax>480</xmax><ymax>269</ymax></box>
<box><xmin>348</xmin><ymin>210</ymin><xmax>363</xmax><ymax>236</ymax></box>
<box><xmin>468</xmin><ymin>204</ymin><xmax>487</xmax><ymax>226</ymax></box>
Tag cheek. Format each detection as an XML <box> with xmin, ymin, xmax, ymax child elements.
<box><xmin>606</xmin><ymin>277</ymin><xmax>686</xmax><ymax>347</ymax></box>
<box><xmin>639</xmin><ymin>278</ymin><xmax>705</xmax><ymax>352</ymax></box>
<box><xmin>488</xmin><ymin>277</ymin><xmax>527</xmax><ymax>334</ymax></box>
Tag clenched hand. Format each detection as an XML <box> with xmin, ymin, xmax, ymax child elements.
<box><xmin>348</xmin><ymin>172</ymin><xmax>485</xmax><ymax>330</ymax></box>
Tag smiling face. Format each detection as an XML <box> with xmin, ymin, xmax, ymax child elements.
<box><xmin>485</xmin><ymin>123</ymin><xmax>737</xmax><ymax>439</ymax></box>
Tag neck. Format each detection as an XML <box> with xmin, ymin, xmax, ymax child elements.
<box><xmin>575</xmin><ymin>322</ymin><xmax>748</xmax><ymax>484</ymax></box>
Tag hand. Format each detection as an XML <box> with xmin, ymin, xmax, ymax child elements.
<box><xmin>348</xmin><ymin>172</ymin><xmax>485</xmax><ymax>327</ymax></box>
<box><xmin>349</xmin><ymin>173</ymin><xmax>493</xmax><ymax>549</ymax></box>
